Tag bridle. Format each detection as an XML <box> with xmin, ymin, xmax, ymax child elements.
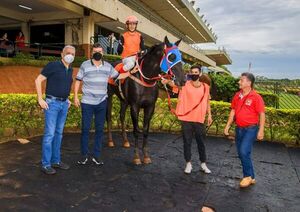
<box><xmin>129</xmin><ymin>43</ymin><xmax>182</xmax><ymax>87</ymax></box>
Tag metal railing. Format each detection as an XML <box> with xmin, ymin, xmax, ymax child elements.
<box><xmin>0</xmin><ymin>41</ymin><xmax>64</xmax><ymax>58</ymax></box>
<box><xmin>91</xmin><ymin>35</ymin><xmax>119</xmax><ymax>55</ymax></box>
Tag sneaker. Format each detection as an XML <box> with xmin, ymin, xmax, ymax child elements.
<box><xmin>52</xmin><ymin>162</ymin><xmax>70</xmax><ymax>170</ymax></box>
<box><xmin>92</xmin><ymin>157</ymin><xmax>104</xmax><ymax>166</ymax></box>
<box><xmin>77</xmin><ymin>156</ymin><xmax>89</xmax><ymax>165</ymax></box>
<box><xmin>184</xmin><ymin>162</ymin><xmax>192</xmax><ymax>174</ymax></box>
<box><xmin>251</xmin><ymin>179</ymin><xmax>256</xmax><ymax>184</ymax></box>
<box><xmin>201</xmin><ymin>163</ymin><xmax>212</xmax><ymax>174</ymax></box>
<box><xmin>41</xmin><ymin>166</ymin><xmax>56</xmax><ymax>175</ymax></box>
<box><xmin>240</xmin><ymin>176</ymin><xmax>253</xmax><ymax>188</ymax></box>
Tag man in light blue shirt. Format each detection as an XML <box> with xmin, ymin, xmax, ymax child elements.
<box><xmin>74</xmin><ymin>43</ymin><xmax>129</xmax><ymax>165</ymax></box>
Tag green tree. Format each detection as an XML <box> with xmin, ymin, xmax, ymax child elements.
<box><xmin>209</xmin><ymin>74</ymin><xmax>239</xmax><ymax>102</ymax></box>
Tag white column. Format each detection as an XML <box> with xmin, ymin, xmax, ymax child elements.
<box><xmin>21</xmin><ymin>22</ymin><xmax>29</xmax><ymax>44</ymax></box>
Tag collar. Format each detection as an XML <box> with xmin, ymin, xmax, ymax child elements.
<box><xmin>239</xmin><ymin>89</ymin><xmax>254</xmax><ymax>99</ymax></box>
<box><xmin>60</xmin><ymin>60</ymin><xmax>72</xmax><ymax>70</ymax></box>
<box><xmin>90</xmin><ymin>59</ymin><xmax>104</xmax><ymax>67</ymax></box>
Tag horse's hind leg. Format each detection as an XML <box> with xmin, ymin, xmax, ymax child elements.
<box><xmin>142</xmin><ymin>105</ymin><xmax>155</xmax><ymax>164</ymax></box>
<box><xmin>130</xmin><ymin>105</ymin><xmax>141</xmax><ymax>165</ymax></box>
<box><xmin>120</xmin><ymin>101</ymin><xmax>130</xmax><ymax>148</ymax></box>
<box><xmin>106</xmin><ymin>92</ymin><xmax>115</xmax><ymax>148</ymax></box>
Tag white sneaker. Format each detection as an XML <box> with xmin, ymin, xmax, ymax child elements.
<box><xmin>201</xmin><ymin>163</ymin><xmax>211</xmax><ymax>174</ymax></box>
<box><xmin>184</xmin><ymin>162</ymin><xmax>192</xmax><ymax>174</ymax></box>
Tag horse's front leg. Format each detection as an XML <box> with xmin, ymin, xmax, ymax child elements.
<box><xmin>142</xmin><ymin>105</ymin><xmax>155</xmax><ymax>164</ymax></box>
<box><xmin>130</xmin><ymin>105</ymin><xmax>141</xmax><ymax>165</ymax></box>
<box><xmin>120</xmin><ymin>101</ymin><xmax>130</xmax><ymax>148</ymax></box>
<box><xmin>106</xmin><ymin>92</ymin><xmax>114</xmax><ymax>147</ymax></box>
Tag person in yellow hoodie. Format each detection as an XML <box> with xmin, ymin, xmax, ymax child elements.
<box><xmin>117</xmin><ymin>15</ymin><xmax>145</xmax><ymax>73</ymax></box>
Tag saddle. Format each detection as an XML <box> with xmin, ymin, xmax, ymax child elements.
<box><xmin>108</xmin><ymin>62</ymin><xmax>126</xmax><ymax>85</ymax></box>
<box><xmin>108</xmin><ymin>60</ymin><xmax>139</xmax><ymax>86</ymax></box>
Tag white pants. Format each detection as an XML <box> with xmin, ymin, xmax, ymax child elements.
<box><xmin>122</xmin><ymin>56</ymin><xmax>136</xmax><ymax>71</ymax></box>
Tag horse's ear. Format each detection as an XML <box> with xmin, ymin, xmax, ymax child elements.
<box><xmin>175</xmin><ymin>39</ymin><xmax>182</xmax><ymax>46</ymax></box>
<box><xmin>164</xmin><ymin>36</ymin><xmax>172</xmax><ymax>47</ymax></box>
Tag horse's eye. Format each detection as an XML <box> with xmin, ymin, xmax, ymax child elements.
<box><xmin>168</xmin><ymin>53</ymin><xmax>176</xmax><ymax>62</ymax></box>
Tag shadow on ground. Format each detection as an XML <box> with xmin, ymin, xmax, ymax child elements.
<box><xmin>0</xmin><ymin>132</ymin><xmax>299</xmax><ymax>212</ymax></box>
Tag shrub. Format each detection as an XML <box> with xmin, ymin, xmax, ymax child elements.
<box><xmin>257</xmin><ymin>91</ymin><xmax>279</xmax><ymax>108</ymax></box>
<box><xmin>209</xmin><ymin>74</ymin><xmax>239</xmax><ymax>102</ymax></box>
<box><xmin>38</xmin><ymin>56</ymin><xmax>59</xmax><ymax>62</ymax></box>
<box><xmin>0</xmin><ymin>94</ymin><xmax>299</xmax><ymax>145</ymax></box>
<box><xmin>0</xmin><ymin>54</ymin><xmax>121</xmax><ymax>68</ymax></box>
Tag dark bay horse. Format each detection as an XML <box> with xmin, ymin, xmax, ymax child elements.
<box><xmin>107</xmin><ymin>36</ymin><xmax>186</xmax><ymax>165</ymax></box>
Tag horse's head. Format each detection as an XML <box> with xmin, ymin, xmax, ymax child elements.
<box><xmin>160</xmin><ymin>36</ymin><xmax>186</xmax><ymax>86</ymax></box>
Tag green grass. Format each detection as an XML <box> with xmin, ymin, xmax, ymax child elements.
<box><xmin>256</xmin><ymin>85</ymin><xmax>300</xmax><ymax>109</ymax></box>
<box><xmin>279</xmin><ymin>93</ymin><xmax>300</xmax><ymax>109</ymax></box>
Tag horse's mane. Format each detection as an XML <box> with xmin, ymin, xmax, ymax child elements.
<box><xmin>146</xmin><ymin>42</ymin><xmax>164</xmax><ymax>55</ymax></box>
<box><xmin>199</xmin><ymin>74</ymin><xmax>211</xmax><ymax>86</ymax></box>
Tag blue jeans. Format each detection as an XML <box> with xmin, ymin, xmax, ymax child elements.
<box><xmin>80</xmin><ymin>100</ymin><xmax>107</xmax><ymax>158</ymax></box>
<box><xmin>42</xmin><ymin>98</ymin><xmax>69</xmax><ymax>168</ymax></box>
<box><xmin>235</xmin><ymin>126</ymin><xmax>258</xmax><ymax>179</ymax></box>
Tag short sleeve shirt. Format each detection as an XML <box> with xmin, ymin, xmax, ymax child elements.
<box><xmin>231</xmin><ymin>90</ymin><xmax>265</xmax><ymax>127</ymax></box>
<box><xmin>176</xmin><ymin>81</ymin><xmax>210</xmax><ymax>123</ymax></box>
<box><xmin>76</xmin><ymin>60</ymin><xmax>119</xmax><ymax>105</ymax></box>
<box><xmin>41</xmin><ymin>61</ymin><xmax>73</xmax><ymax>98</ymax></box>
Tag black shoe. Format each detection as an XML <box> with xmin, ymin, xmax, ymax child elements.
<box><xmin>52</xmin><ymin>162</ymin><xmax>70</xmax><ymax>170</ymax></box>
<box><xmin>41</xmin><ymin>166</ymin><xmax>56</xmax><ymax>175</ymax></box>
<box><xmin>92</xmin><ymin>157</ymin><xmax>104</xmax><ymax>166</ymax></box>
<box><xmin>77</xmin><ymin>156</ymin><xmax>89</xmax><ymax>165</ymax></box>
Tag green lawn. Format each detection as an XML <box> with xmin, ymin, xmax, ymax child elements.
<box><xmin>256</xmin><ymin>85</ymin><xmax>300</xmax><ymax>109</ymax></box>
<box><xmin>279</xmin><ymin>93</ymin><xmax>300</xmax><ymax>109</ymax></box>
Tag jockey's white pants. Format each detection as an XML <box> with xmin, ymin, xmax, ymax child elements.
<box><xmin>122</xmin><ymin>56</ymin><xmax>136</xmax><ymax>71</ymax></box>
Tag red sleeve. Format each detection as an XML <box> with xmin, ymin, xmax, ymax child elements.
<box><xmin>231</xmin><ymin>93</ymin><xmax>238</xmax><ymax>109</ymax></box>
<box><xmin>255</xmin><ymin>94</ymin><xmax>265</xmax><ymax>113</ymax></box>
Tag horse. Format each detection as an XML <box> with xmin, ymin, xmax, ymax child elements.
<box><xmin>106</xmin><ymin>36</ymin><xmax>186</xmax><ymax>165</ymax></box>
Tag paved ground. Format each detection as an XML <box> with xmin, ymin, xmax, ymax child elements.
<box><xmin>0</xmin><ymin>132</ymin><xmax>299</xmax><ymax>212</ymax></box>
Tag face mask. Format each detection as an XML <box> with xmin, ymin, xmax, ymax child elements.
<box><xmin>63</xmin><ymin>54</ymin><xmax>74</xmax><ymax>64</ymax></box>
<box><xmin>93</xmin><ymin>52</ymin><xmax>102</xmax><ymax>61</ymax></box>
<box><xmin>189</xmin><ymin>74</ymin><xmax>200</xmax><ymax>81</ymax></box>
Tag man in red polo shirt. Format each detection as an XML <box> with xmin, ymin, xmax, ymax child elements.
<box><xmin>224</xmin><ymin>72</ymin><xmax>265</xmax><ymax>188</ymax></box>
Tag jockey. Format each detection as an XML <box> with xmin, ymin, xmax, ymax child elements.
<box><xmin>117</xmin><ymin>15</ymin><xmax>146</xmax><ymax>73</ymax></box>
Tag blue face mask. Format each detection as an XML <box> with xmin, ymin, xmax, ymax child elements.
<box><xmin>160</xmin><ymin>44</ymin><xmax>182</xmax><ymax>73</ymax></box>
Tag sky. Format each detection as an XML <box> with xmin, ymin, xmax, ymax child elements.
<box><xmin>195</xmin><ymin>0</ymin><xmax>300</xmax><ymax>79</ymax></box>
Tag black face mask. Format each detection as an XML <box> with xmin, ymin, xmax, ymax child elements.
<box><xmin>93</xmin><ymin>52</ymin><xmax>102</xmax><ymax>61</ymax></box>
<box><xmin>189</xmin><ymin>74</ymin><xmax>200</xmax><ymax>81</ymax></box>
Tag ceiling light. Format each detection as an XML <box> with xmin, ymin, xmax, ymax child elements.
<box><xmin>18</xmin><ymin>4</ymin><xmax>32</xmax><ymax>11</ymax></box>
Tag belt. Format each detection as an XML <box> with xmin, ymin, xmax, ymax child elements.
<box><xmin>46</xmin><ymin>95</ymin><xmax>67</xmax><ymax>102</ymax></box>
<box><xmin>237</xmin><ymin>124</ymin><xmax>258</xmax><ymax>129</ymax></box>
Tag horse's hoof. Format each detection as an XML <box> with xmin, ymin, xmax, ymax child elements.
<box><xmin>123</xmin><ymin>140</ymin><xmax>130</xmax><ymax>148</ymax></box>
<box><xmin>108</xmin><ymin>140</ymin><xmax>115</xmax><ymax>148</ymax></box>
<box><xmin>133</xmin><ymin>158</ymin><xmax>142</xmax><ymax>165</ymax></box>
<box><xmin>143</xmin><ymin>157</ymin><xmax>152</xmax><ymax>164</ymax></box>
